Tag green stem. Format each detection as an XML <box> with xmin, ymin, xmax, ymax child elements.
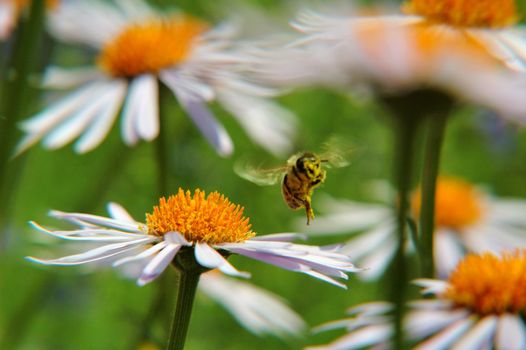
<box><xmin>156</xmin><ymin>83</ymin><xmax>171</xmax><ymax>197</ymax></box>
<box><xmin>419</xmin><ymin>114</ymin><xmax>448</xmax><ymax>278</ymax></box>
<box><xmin>0</xmin><ymin>0</ymin><xmax>45</xmax><ymax>232</ymax></box>
<box><xmin>390</xmin><ymin>116</ymin><xmax>418</xmax><ymax>350</ymax></box>
<box><xmin>166</xmin><ymin>270</ymin><xmax>201</xmax><ymax>350</ymax></box>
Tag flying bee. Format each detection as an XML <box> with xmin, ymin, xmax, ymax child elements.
<box><xmin>235</xmin><ymin>140</ymin><xmax>352</xmax><ymax>225</ymax></box>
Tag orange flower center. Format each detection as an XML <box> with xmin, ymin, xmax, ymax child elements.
<box><xmin>97</xmin><ymin>16</ymin><xmax>208</xmax><ymax>78</ymax></box>
<box><xmin>146</xmin><ymin>189</ymin><xmax>255</xmax><ymax>245</ymax></box>
<box><xmin>412</xmin><ymin>177</ymin><xmax>483</xmax><ymax>229</ymax></box>
<box><xmin>444</xmin><ymin>251</ymin><xmax>526</xmax><ymax>315</ymax></box>
<box><xmin>404</xmin><ymin>0</ymin><xmax>518</xmax><ymax>28</ymax></box>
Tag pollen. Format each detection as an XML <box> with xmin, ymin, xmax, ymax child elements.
<box><xmin>412</xmin><ymin>177</ymin><xmax>483</xmax><ymax>229</ymax></box>
<box><xmin>98</xmin><ymin>16</ymin><xmax>208</xmax><ymax>78</ymax></box>
<box><xmin>404</xmin><ymin>0</ymin><xmax>518</xmax><ymax>28</ymax></box>
<box><xmin>146</xmin><ymin>189</ymin><xmax>255</xmax><ymax>245</ymax></box>
<box><xmin>444</xmin><ymin>251</ymin><xmax>526</xmax><ymax>315</ymax></box>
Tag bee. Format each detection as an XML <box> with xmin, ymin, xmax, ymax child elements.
<box><xmin>235</xmin><ymin>140</ymin><xmax>352</xmax><ymax>225</ymax></box>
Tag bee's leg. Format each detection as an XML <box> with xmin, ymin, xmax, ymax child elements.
<box><xmin>304</xmin><ymin>197</ymin><xmax>314</xmax><ymax>225</ymax></box>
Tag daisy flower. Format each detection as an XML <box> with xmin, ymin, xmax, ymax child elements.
<box><xmin>250</xmin><ymin>0</ymin><xmax>526</xmax><ymax>121</ymax></box>
<box><xmin>0</xmin><ymin>0</ymin><xmax>58</xmax><ymax>40</ymax></box>
<box><xmin>199</xmin><ymin>271</ymin><xmax>307</xmax><ymax>337</ymax></box>
<box><xmin>410</xmin><ymin>251</ymin><xmax>526</xmax><ymax>350</ymax></box>
<box><xmin>308</xmin><ymin>251</ymin><xmax>526</xmax><ymax>350</ymax></box>
<box><xmin>302</xmin><ymin>176</ymin><xmax>526</xmax><ymax>279</ymax></box>
<box><xmin>16</xmin><ymin>0</ymin><xmax>296</xmax><ymax>156</ymax></box>
<box><xmin>27</xmin><ymin>188</ymin><xmax>359</xmax><ymax>288</ymax></box>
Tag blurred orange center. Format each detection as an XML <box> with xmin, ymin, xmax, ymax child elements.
<box><xmin>412</xmin><ymin>177</ymin><xmax>482</xmax><ymax>229</ymax></box>
<box><xmin>146</xmin><ymin>189</ymin><xmax>255</xmax><ymax>244</ymax></box>
<box><xmin>444</xmin><ymin>251</ymin><xmax>526</xmax><ymax>315</ymax></box>
<box><xmin>98</xmin><ymin>16</ymin><xmax>207</xmax><ymax>78</ymax></box>
<box><xmin>404</xmin><ymin>0</ymin><xmax>517</xmax><ymax>28</ymax></box>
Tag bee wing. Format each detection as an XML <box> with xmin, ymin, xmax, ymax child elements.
<box><xmin>319</xmin><ymin>137</ymin><xmax>354</xmax><ymax>169</ymax></box>
<box><xmin>234</xmin><ymin>162</ymin><xmax>287</xmax><ymax>186</ymax></box>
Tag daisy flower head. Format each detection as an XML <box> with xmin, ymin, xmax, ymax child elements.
<box><xmin>0</xmin><ymin>0</ymin><xmax>58</xmax><ymax>39</ymax></box>
<box><xmin>27</xmin><ymin>189</ymin><xmax>360</xmax><ymax>288</ymax></box>
<box><xmin>252</xmin><ymin>0</ymin><xmax>526</xmax><ymax>121</ymax></box>
<box><xmin>16</xmin><ymin>0</ymin><xmax>296</xmax><ymax>157</ymax></box>
<box><xmin>301</xmin><ymin>176</ymin><xmax>526</xmax><ymax>279</ymax></box>
<box><xmin>307</xmin><ymin>251</ymin><xmax>526</xmax><ymax>349</ymax></box>
<box><xmin>410</xmin><ymin>251</ymin><xmax>526</xmax><ymax>350</ymax></box>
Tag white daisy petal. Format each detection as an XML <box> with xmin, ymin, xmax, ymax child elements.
<box><xmin>357</xmin><ymin>235</ymin><xmax>397</xmax><ymax>280</ymax></box>
<box><xmin>138</xmin><ymin>243</ymin><xmax>181</xmax><ymax>286</ymax></box>
<box><xmin>413</xmin><ymin>279</ymin><xmax>449</xmax><ymax>295</ymax></box>
<box><xmin>27</xmin><ymin>237</ymin><xmax>155</xmax><ymax>266</ymax></box>
<box><xmin>15</xmin><ymin>82</ymin><xmax>104</xmax><ymax>155</ymax></box>
<box><xmin>496</xmin><ymin>314</ymin><xmax>526</xmax><ymax>350</ymax></box>
<box><xmin>451</xmin><ymin>316</ymin><xmax>498</xmax><ymax>350</ymax></box>
<box><xmin>28</xmin><ymin>222</ymin><xmax>144</xmax><ymax>242</ymax></box>
<box><xmin>164</xmin><ymin>231</ymin><xmax>191</xmax><ymax>246</ymax></box>
<box><xmin>407</xmin><ymin>309</ymin><xmax>469</xmax><ymax>339</ymax></box>
<box><xmin>107</xmin><ymin>202</ymin><xmax>136</xmax><ymax>223</ymax></box>
<box><xmin>113</xmin><ymin>241</ymin><xmax>168</xmax><ymax>267</ymax></box>
<box><xmin>301</xmin><ymin>269</ymin><xmax>348</xmax><ymax>289</ymax></box>
<box><xmin>173</xmin><ymin>92</ymin><xmax>234</xmax><ymax>157</ymax></box>
<box><xmin>49</xmin><ymin>210</ymin><xmax>144</xmax><ymax>233</ymax></box>
<box><xmin>348</xmin><ymin>302</ymin><xmax>393</xmax><ymax>316</ymax></box>
<box><xmin>134</xmin><ymin>74</ymin><xmax>159</xmax><ymax>141</ymax></box>
<box><xmin>307</xmin><ymin>324</ymin><xmax>392</xmax><ymax>350</ymax></box>
<box><xmin>217</xmin><ymin>90</ymin><xmax>297</xmax><ymax>156</ymax></box>
<box><xmin>43</xmin><ymin>66</ymin><xmax>103</xmax><ymax>89</ymax></box>
<box><xmin>42</xmin><ymin>82</ymin><xmax>121</xmax><ymax>149</ymax></box>
<box><xmin>227</xmin><ymin>248</ymin><xmax>347</xmax><ymax>287</ymax></box>
<box><xmin>199</xmin><ymin>272</ymin><xmax>306</xmax><ymax>337</ymax></box>
<box><xmin>414</xmin><ymin>318</ymin><xmax>474</xmax><ymax>350</ymax></box>
<box><xmin>161</xmin><ymin>69</ymin><xmax>215</xmax><ymax>102</ymax></box>
<box><xmin>75</xmin><ymin>79</ymin><xmax>128</xmax><ymax>153</ymax></box>
<box><xmin>434</xmin><ymin>229</ymin><xmax>465</xmax><ymax>278</ymax></box>
<box><xmin>250</xmin><ymin>233</ymin><xmax>307</xmax><ymax>242</ymax></box>
<box><xmin>195</xmin><ymin>242</ymin><xmax>250</xmax><ymax>278</ymax></box>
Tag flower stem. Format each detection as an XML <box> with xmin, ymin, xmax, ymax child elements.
<box><xmin>166</xmin><ymin>270</ymin><xmax>201</xmax><ymax>350</ymax></box>
<box><xmin>419</xmin><ymin>113</ymin><xmax>448</xmax><ymax>277</ymax></box>
<box><xmin>156</xmin><ymin>83</ymin><xmax>170</xmax><ymax>198</ymax></box>
<box><xmin>391</xmin><ymin>116</ymin><xmax>418</xmax><ymax>350</ymax></box>
<box><xmin>0</xmin><ymin>0</ymin><xmax>45</xmax><ymax>235</ymax></box>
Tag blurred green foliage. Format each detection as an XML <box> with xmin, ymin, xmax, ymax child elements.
<box><xmin>1</xmin><ymin>0</ymin><xmax>526</xmax><ymax>349</ymax></box>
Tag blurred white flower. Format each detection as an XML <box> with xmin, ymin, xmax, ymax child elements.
<box><xmin>27</xmin><ymin>189</ymin><xmax>359</xmax><ymax>288</ymax></box>
<box><xmin>199</xmin><ymin>271</ymin><xmax>307</xmax><ymax>337</ymax></box>
<box><xmin>308</xmin><ymin>251</ymin><xmax>526</xmax><ymax>350</ymax></box>
<box><xmin>301</xmin><ymin>177</ymin><xmax>526</xmax><ymax>279</ymax></box>
<box><xmin>17</xmin><ymin>0</ymin><xmax>296</xmax><ymax>156</ymax></box>
<box><xmin>306</xmin><ymin>302</ymin><xmax>393</xmax><ymax>350</ymax></box>
<box><xmin>249</xmin><ymin>0</ymin><xmax>526</xmax><ymax>121</ymax></box>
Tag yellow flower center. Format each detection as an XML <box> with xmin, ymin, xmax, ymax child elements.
<box><xmin>444</xmin><ymin>251</ymin><xmax>526</xmax><ymax>315</ymax></box>
<box><xmin>404</xmin><ymin>0</ymin><xmax>518</xmax><ymax>28</ymax></box>
<box><xmin>98</xmin><ymin>16</ymin><xmax>208</xmax><ymax>78</ymax></box>
<box><xmin>412</xmin><ymin>177</ymin><xmax>483</xmax><ymax>229</ymax></box>
<box><xmin>146</xmin><ymin>189</ymin><xmax>255</xmax><ymax>245</ymax></box>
